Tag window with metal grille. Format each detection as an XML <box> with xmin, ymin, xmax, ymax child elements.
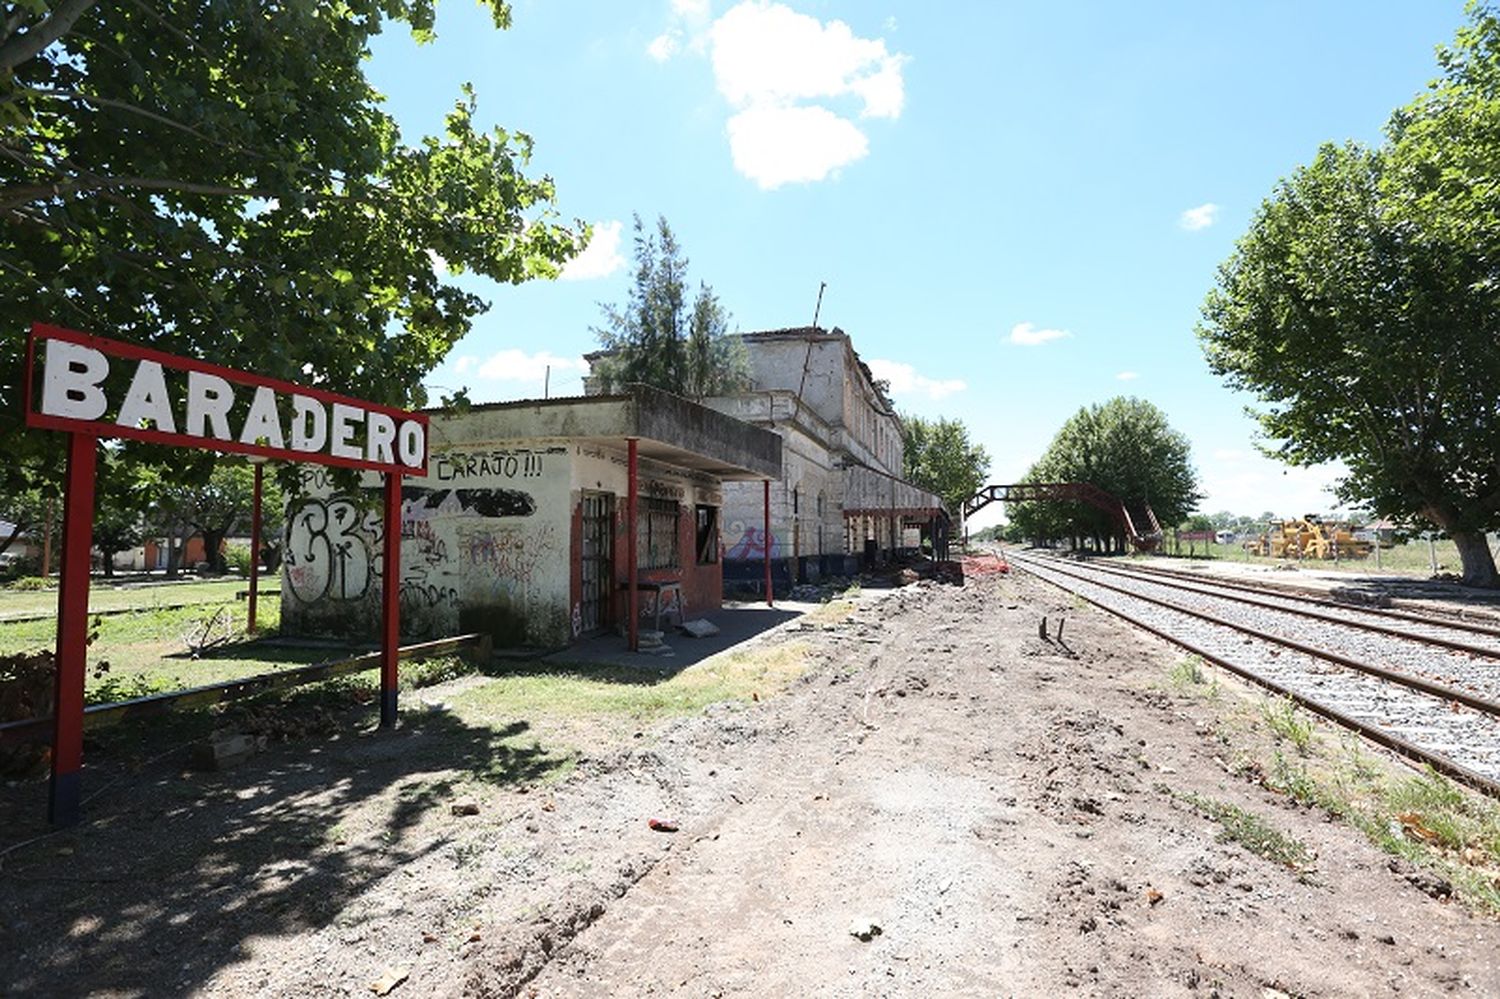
<box><xmin>638</xmin><ymin>497</ymin><xmax>679</xmax><ymax>569</ymax></box>
<box><xmin>696</xmin><ymin>505</ymin><xmax>719</xmax><ymax>564</ymax></box>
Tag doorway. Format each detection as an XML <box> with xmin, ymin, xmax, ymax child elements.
<box><xmin>579</xmin><ymin>491</ymin><xmax>614</xmax><ymax>635</ymax></box>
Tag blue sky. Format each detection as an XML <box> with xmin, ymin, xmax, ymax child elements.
<box><xmin>369</xmin><ymin>1</ymin><xmax>1468</xmax><ymax>527</ymax></box>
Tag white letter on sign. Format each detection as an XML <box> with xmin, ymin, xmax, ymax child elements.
<box><xmin>397</xmin><ymin>420</ymin><xmax>426</xmax><ymax>468</ymax></box>
<box><xmin>290</xmin><ymin>395</ymin><xmax>327</xmax><ymax>453</ymax></box>
<box><xmin>185</xmin><ymin>371</ymin><xmax>235</xmax><ymax>440</ymax></box>
<box><xmin>329</xmin><ymin>402</ymin><xmax>364</xmax><ymax>460</ymax></box>
<box><xmin>41</xmin><ymin>340</ymin><xmax>109</xmax><ymax>421</ymax></box>
<box><xmin>239</xmin><ymin>386</ymin><xmax>286</xmax><ymax>450</ymax></box>
<box><xmin>366</xmin><ymin>411</ymin><xmax>396</xmax><ymax>465</ymax></box>
<box><xmin>116</xmin><ymin>360</ymin><xmax>176</xmax><ymax>433</ymax></box>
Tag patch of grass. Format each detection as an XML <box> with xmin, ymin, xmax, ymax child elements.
<box><xmin>803</xmin><ymin>599</ymin><xmax>857</xmax><ymax>626</ymax></box>
<box><xmin>1261</xmin><ymin>696</ymin><xmax>1313</xmax><ymax>755</ymax></box>
<box><xmin>1168</xmin><ymin>656</ymin><xmax>1206</xmax><ymax>689</ymax></box>
<box><xmin>454</xmin><ymin>641</ymin><xmax>811</xmax><ymax>728</ymax></box>
<box><xmin>402</xmin><ymin>654</ymin><xmax>476</xmax><ymax>690</ymax></box>
<box><xmin>1176</xmin><ymin>789</ymin><xmax>1315</xmax><ymax>871</ymax></box>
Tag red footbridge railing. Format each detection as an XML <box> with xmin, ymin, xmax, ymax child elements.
<box><xmin>963</xmin><ymin>482</ymin><xmax>1163</xmax><ymax>552</ymax></box>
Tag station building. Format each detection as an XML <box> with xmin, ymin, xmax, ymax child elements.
<box><xmin>279</xmin><ymin>387</ymin><xmax>780</xmax><ymax>649</ymax></box>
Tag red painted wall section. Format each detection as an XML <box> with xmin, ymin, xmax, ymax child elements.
<box><xmin>611</xmin><ymin>503</ymin><xmax>723</xmax><ymax>625</ymax></box>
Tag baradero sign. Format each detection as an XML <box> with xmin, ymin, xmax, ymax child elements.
<box><xmin>25</xmin><ymin>323</ymin><xmax>428</xmax><ymax>474</ymax></box>
<box><xmin>23</xmin><ymin>322</ymin><xmax>424</xmax><ymax>828</ymax></box>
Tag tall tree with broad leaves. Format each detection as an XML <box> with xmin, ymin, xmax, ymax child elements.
<box><xmin>590</xmin><ymin>214</ymin><xmax>749</xmax><ymax>399</ymax></box>
<box><xmin>1006</xmin><ymin>397</ymin><xmax>1200</xmax><ymax>550</ymax></box>
<box><xmin>899</xmin><ymin>414</ymin><xmax>989</xmax><ymax>515</ymax></box>
<box><xmin>1198</xmin><ymin>3</ymin><xmax>1500</xmax><ymax>587</ymax></box>
<box><xmin>1</xmin><ymin>0</ymin><xmax>586</xmax><ymax>508</ymax></box>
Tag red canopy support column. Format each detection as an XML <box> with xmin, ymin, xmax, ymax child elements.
<box><xmin>49</xmin><ymin>433</ymin><xmax>97</xmax><ymax>826</ymax></box>
<box><xmin>763</xmin><ymin>479</ymin><xmax>774</xmax><ymax>607</ymax></box>
<box><xmin>380</xmin><ymin>472</ymin><xmax>402</xmax><ymax>728</ymax></box>
<box><xmin>246</xmin><ymin>461</ymin><xmax>263</xmax><ymax>632</ymax></box>
<box><xmin>627</xmin><ymin>438</ymin><xmax>639</xmax><ymax>652</ymax></box>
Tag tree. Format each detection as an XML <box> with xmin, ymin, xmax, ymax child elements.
<box><xmin>899</xmin><ymin>415</ymin><xmax>990</xmax><ymax>515</ymax></box>
<box><xmin>1198</xmin><ymin>5</ymin><xmax>1500</xmax><ymax>587</ymax></box>
<box><xmin>590</xmin><ymin>215</ymin><xmax>749</xmax><ymax>399</ymax></box>
<box><xmin>1</xmin><ymin>0</ymin><xmax>585</xmax><ymax>502</ymax></box>
<box><xmin>1006</xmin><ymin>397</ymin><xmax>1200</xmax><ymax>551</ymax></box>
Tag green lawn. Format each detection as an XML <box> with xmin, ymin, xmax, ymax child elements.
<box><xmin>0</xmin><ymin>576</ymin><xmax>262</xmax><ymax>617</ymax></box>
<box><xmin>1144</xmin><ymin>538</ymin><xmax>1480</xmax><ymax>577</ymax></box>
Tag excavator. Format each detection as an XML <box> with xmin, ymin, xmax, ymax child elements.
<box><xmin>1246</xmin><ymin>516</ymin><xmax>1373</xmax><ymax>560</ymax></box>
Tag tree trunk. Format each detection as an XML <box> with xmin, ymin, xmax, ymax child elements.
<box><xmin>1451</xmin><ymin>529</ymin><xmax>1500</xmax><ymax>588</ymax></box>
<box><xmin>202</xmin><ymin>528</ymin><xmax>228</xmax><ymax>574</ymax></box>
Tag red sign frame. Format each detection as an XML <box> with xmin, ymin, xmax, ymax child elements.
<box><xmin>24</xmin><ymin>323</ymin><xmax>428</xmax><ymax>475</ymax></box>
<box><xmin>23</xmin><ymin>322</ymin><xmax>419</xmax><ymax>827</ymax></box>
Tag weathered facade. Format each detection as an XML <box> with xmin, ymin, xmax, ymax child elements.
<box><xmin>703</xmin><ymin>326</ymin><xmax>947</xmax><ymax>588</ymax></box>
<box><xmin>280</xmin><ymin>388</ymin><xmax>780</xmax><ymax>649</ymax></box>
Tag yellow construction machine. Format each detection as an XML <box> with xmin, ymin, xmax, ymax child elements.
<box><xmin>1245</xmin><ymin>516</ymin><xmax>1373</xmax><ymax>560</ymax></box>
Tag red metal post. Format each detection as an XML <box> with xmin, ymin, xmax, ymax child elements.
<box><xmin>380</xmin><ymin>472</ymin><xmax>401</xmax><ymax>728</ymax></box>
<box><xmin>49</xmin><ymin>433</ymin><xmax>97</xmax><ymax>826</ymax></box>
<box><xmin>763</xmin><ymin>479</ymin><xmax>774</xmax><ymax>607</ymax></box>
<box><xmin>627</xmin><ymin>438</ymin><xmax>639</xmax><ymax>652</ymax></box>
<box><xmin>247</xmin><ymin>462</ymin><xmax>263</xmax><ymax>632</ymax></box>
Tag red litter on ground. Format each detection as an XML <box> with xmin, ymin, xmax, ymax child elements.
<box><xmin>648</xmin><ymin>818</ymin><xmax>679</xmax><ymax>832</ymax></box>
<box><xmin>961</xmin><ymin>553</ymin><xmax>1010</xmax><ymax>576</ymax></box>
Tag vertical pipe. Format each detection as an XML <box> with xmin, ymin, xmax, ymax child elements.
<box><xmin>380</xmin><ymin>472</ymin><xmax>401</xmax><ymax>728</ymax></box>
<box><xmin>764</xmin><ymin>479</ymin><xmax>773</xmax><ymax>606</ymax></box>
<box><xmin>49</xmin><ymin>433</ymin><xmax>97</xmax><ymax>826</ymax></box>
<box><xmin>627</xmin><ymin>439</ymin><xmax>639</xmax><ymax>652</ymax></box>
<box><xmin>247</xmin><ymin>462</ymin><xmax>263</xmax><ymax>632</ymax></box>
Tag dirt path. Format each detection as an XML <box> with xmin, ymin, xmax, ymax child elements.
<box><xmin>4</xmin><ymin>572</ymin><xmax>1498</xmax><ymax>997</ymax></box>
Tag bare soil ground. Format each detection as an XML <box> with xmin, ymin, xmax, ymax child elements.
<box><xmin>4</xmin><ymin>570</ymin><xmax>1499</xmax><ymax>997</ymax></box>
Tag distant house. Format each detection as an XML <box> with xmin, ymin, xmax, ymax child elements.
<box><xmin>280</xmin><ymin>387</ymin><xmax>780</xmax><ymax>649</ymax></box>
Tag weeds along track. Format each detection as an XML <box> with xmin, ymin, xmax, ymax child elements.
<box><xmin>1008</xmin><ymin>550</ymin><xmax>1500</xmax><ymax>797</ymax></box>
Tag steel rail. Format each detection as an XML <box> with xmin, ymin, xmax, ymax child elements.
<box><xmin>1010</xmin><ymin>553</ymin><xmax>1500</xmax><ymax>799</ymax></box>
<box><xmin>1047</xmin><ymin>555</ymin><xmax>1500</xmax><ymax>660</ymax></box>
<box><xmin>1107</xmin><ymin>556</ymin><xmax>1500</xmax><ymax>639</ymax></box>
<box><xmin>1013</xmin><ymin>553</ymin><xmax>1500</xmax><ymax>716</ymax></box>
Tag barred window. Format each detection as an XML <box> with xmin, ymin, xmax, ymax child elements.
<box><xmin>696</xmin><ymin>505</ymin><xmax>720</xmax><ymax>564</ymax></box>
<box><xmin>638</xmin><ymin>497</ymin><xmax>679</xmax><ymax>569</ymax></box>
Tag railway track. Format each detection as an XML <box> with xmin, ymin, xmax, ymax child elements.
<box><xmin>1007</xmin><ymin>549</ymin><xmax>1500</xmax><ymax>797</ymax></box>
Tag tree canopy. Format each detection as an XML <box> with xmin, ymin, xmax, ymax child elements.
<box><xmin>899</xmin><ymin>414</ymin><xmax>989</xmax><ymax>515</ymax></box>
<box><xmin>1007</xmin><ymin>397</ymin><xmax>1200</xmax><ymax>549</ymax></box>
<box><xmin>1197</xmin><ymin>3</ymin><xmax>1500</xmax><ymax>586</ymax></box>
<box><xmin>1</xmin><ymin>0</ymin><xmax>584</xmax><ymax>502</ymax></box>
<box><xmin>590</xmin><ymin>215</ymin><xmax>749</xmax><ymax>400</ymax></box>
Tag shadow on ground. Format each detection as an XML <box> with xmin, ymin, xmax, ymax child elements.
<box><xmin>539</xmin><ymin>600</ymin><xmax>808</xmax><ymax>674</ymax></box>
<box><xmin>0</xmin><ymin>700</ymin><xmax>559</xmax><ymax>997</ymax></box>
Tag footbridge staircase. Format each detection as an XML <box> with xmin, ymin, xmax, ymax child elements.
<box><xmin>964</xmin><ymin>482</ymin><xmax>1164</xmax><ymax>552</ymax></box>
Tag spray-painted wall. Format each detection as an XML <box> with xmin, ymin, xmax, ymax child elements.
<box><xmin>280</xmin><ymin>443</ymin><xmax>574</xmax><ymax>648</ymax></box>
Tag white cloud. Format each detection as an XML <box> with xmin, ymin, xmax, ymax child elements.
<box><xmin>647</xmin><ymin>31</ymin><xmax>680</xmax><ymax>61</ymax></box>
<box><xmin>427</xmin><ymin>249</ymin><xmax>449</xmax><ymax>276</ymax></box>
<box><xmin>474</xmin><ymin>349</ymin><xmax>586</xmax><ymax>383</ymax></box>
<box><xmin>561</xmin><ymin>220</ymin><xmax>625</xmax><ymax>281</ymax></box>
<box><xmin>699</xmin><ymin>1</ymin><xmax>905</xmax><ymax>188</ymax></box>
<box><xmin>1198</xmin><ymin>454</ymin><xmax>1348</xmax><ymax>517</ymax></box>
<box><xmin>453</xmin><ymin>355</ymin><xmax>476</xmax><ymax>375</ymax></box>
<box><xmin>867</xmin><ymin>358</ymin><xmax>966</xmax><ymax>401</ymax></box>
<box><xmin>1008</xmin><ymin>322</ymin><xmax>1073</xmax><ymax>347</ymax></box>
<box><xmin>710</xmin><ymin>3</ymin><xmax>906</xmax><ymax>117</ymax></box>
<box><xmin>1115</xmin><ymin>370</ymin><xmax>1139</xmax><ymax>381</ymax></box>
<box><xmin>1179</xmin><ymin>202</ymin><xmax>1219</xmax><ymax>231</ymax></box>
<box><xmin>726</xmin><ymin>105</ymin><xmax>869</xmax><ymax>188</ymax></box>
<box><xmin>672</xmin><ymin>0</ymin><xmax>710</xmax><ymax>16</ymax></box>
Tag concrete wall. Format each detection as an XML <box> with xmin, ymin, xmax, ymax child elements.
<box><xmin>280</xmin><ymin>444</ymin><xmax>574</xmax><ymax>648</ymax></box>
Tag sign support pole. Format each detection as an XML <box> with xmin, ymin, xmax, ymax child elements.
<box><xmin>380</xmin><ymin>472</ymin><xmax>402</xmax><ymax>728</ymax></box>
<box><xmin>49</xmin><ymin>432</ymin><xmax>97</xmax><ymax>826</ymax></box>
<box><xmin>247</xmin><ymin>462</ymin><xmax>263</xmax><ymax>632</ymax></box>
